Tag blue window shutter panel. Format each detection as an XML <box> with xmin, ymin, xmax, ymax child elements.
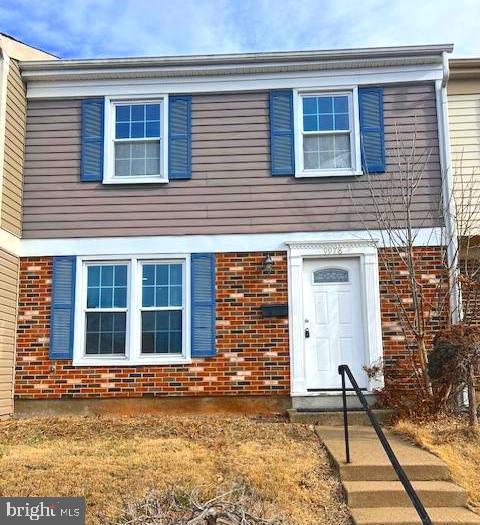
<box><xmin>80</xmin><ymin>98</ymin><xmax>104</xmax><ymax>181</ymax></box>
<box><xmin>50</xmin><ymin>256</ymin><xmax>76</xmax><ymax>359</ymax></box>
<box><xmin>269</xmin><ymin>90</ymin><xmax>295</xmax><ymax>176</ymax></box>
<box><xmin>359</xmin><ymin>87</ymin><xmax>385</xmax><ymax>173</ymax></box>
<box><xmin>168</xmin><ymin>95</ymin><xmax>192</xmax><ymax>179</ymax></box>
<box><xmin>191</xmin><ymin>253</ymin><xmax>216</xmax><ymax>357</ymax></box>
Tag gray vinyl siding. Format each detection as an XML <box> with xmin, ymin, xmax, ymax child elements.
<box><xmin>21</xmin><ymin>83</ymin><xmax>442</xmax><ymax>238</ymax></box>
<box><xmin>0</xmin><ymin>248</ymin><xmax>18</xmax><ymax>417</ymax></box>
<box><xmin>1</xmin><ymin>60</ymin><xmax>26</xmax><ymax>237</ymax></box>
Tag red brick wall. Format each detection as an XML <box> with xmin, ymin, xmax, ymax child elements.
<box><xmin>15</xmin><ymin>254</ymin><xmax>290</xmax><ymax>399</ymax></box>
<box><xmin>15</xmin><ymin>247</ymin><xmax>448</xmax><ymax>400</ymax></box>
<box><xmin>379</xmin><ymin>246</ymin><xmax>448</xmax><ymax>390</ymax></box>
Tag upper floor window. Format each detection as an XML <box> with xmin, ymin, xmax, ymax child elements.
<box><xmin>104</xmin><ymin>98</ymin><xmax>168</xmax><ymax>184</ymax></box>
<box><xmin>295</xmin><ymin>90</ymin><xmax>361</xmax><ymax>178</ymax></box>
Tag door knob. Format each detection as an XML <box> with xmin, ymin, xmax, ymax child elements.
<box><xmin>305</xmin><ymin>328</ymin><xmax>310</xmax><ymax>338</ymax></box>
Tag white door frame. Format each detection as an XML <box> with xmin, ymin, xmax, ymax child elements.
<box><xmin>286</xmin><ymin>238</ymin><xmax>384</xmax><ymax>396</ymax></box>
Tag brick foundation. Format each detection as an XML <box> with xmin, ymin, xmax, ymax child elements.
<box><xmin>15</xmin><ymin>247</ymin><xmax>448</xmax><ymax>400</ymax></box>
<box><xmin>15</xmin><ymin>253</ymin><xmax>290</xmax><ymax>399</ymax></box>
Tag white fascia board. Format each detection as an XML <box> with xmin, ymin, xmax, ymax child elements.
<box><xmin>19</xmin><ymin>227</ymin><xmax>444</xmax><ymax>257</ymax></box>
<box><xmin>26</xmin><ymin>63</ymin><xmax>444</xmax><ymax>99</ymax></box>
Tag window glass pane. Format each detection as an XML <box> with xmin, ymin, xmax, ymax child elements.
<box><xmin>131</xmin><ymin>104</ymin><xmax>145</xmax><ymax>121</ymax></box>
<box><xmin>318</xmin><ymin>114</ymin><xmax>334</xmax><ymax>131</ymax></box>
<box><xmin>313</xmin><ymin>268</ymin><xmax>349</xmax><ymax>283</ymax></box>
<box><xmin>302</xmin><ymin>97</ymin><xmax>317</xmax><ymax>114</ymax></box>
<box><xmin>141</xmin><ymin>311</ymin><xmax>183</xmax><ymax>354</ymax></box>
<box><xmin>86</xmin><ymin>264</ymin><xmax>128</xmax><ymax>310</ymax></box>
<box><xmin>334</xmin><ymin>96</ymin><xmax>348</xmax><ymax>113</ymax></box>
<box><xmin>142</xmin><ymin>263</ymin><xmax>183</xmax><ymax>308</ymax></box>
<box><xmin>303</xmin><ymin>133</ymin><xmax>351</xmax><ymax>170</ymax></box>
<box><xmin>87</xmin><ymin>266</ymin><xmax>100</xmax><ymax>287</ymax></box>
<box><xmin>170</xmin><ymin>264</ymin><xmax>182</xmax><ymax>285</ymax></box>
<box><xmin>131</xmin><ymin>122</ymin><xmax>144</xmax><ymax>139</ymax></box>
<box><xmin>114</xmin><ymin>103</ymin><xmax>161</xmax><ymax>140</ymax></box>
<box><xmin>302</xmin><ymin>94</ymin><xmax>350</xmax><ymax>133</ymax></box>
<box><xmin>334</xmin><ymin>114</ymin><xmax>349</xmax><ymax>131</ymax></box>
<box><xmin>114</xmin><ymin>140</ymin><xmax>160</xmax><ymax>178</ymax></box>
<box><xmin>146</xmin><ymin>104</ymin><xmax>160</xmax><ymax>120</ymax></box>
<box><xmin>115</xmin><ymin>123</ymin><xmax>130</xmax><ymax>139</ymax></box>
<box><xmin>101</xmin><ymin>266</ymin><xmax>113</xmax><ymax>286</ymax></box>
<box><xmin>317</xmin><ymin>96</ymin><xmax>333</xmax><ymax>113</ymax></box>
<box><xmin>303</xmin><ymin>115</ymin><xmax>317</xmax><ymax>132</ymax></box>
<box><xmin>146</xmin><ymin>121</ymin><xmax>160</xmax><ymax>138</ymax></box>
<box><xmin>85</xmin><ymin>312</ymin><xmax>126</xmax><ymax>355</ymax></box>
<box><xmin>87</xmin><ymin>287</ymin><xmax>99</xmax><ymax>308</ymax></box>
<box><xmin>116</xmin><ymin>105</ymin><xmax>130</xmax><ymax>122</ymax></box>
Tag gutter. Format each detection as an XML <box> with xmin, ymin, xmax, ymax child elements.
<box><xmin>20</xmin><ymin>43</ymin><xmax>453</xmax><ymax>82</ymax></box>
<box><xmin>435</xmin><ymin>50</ymin><xmax>460</xmax><ymax>322</ymax></box>
<box><xmin>0</xmin><ymin>47</ymin><xmax>10</xmax><ymax>233</ymax></box>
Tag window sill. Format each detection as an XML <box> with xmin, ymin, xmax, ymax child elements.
<box><xmin>72</xmin><ymin>356</ymin><xmax>191</xmax><ymax>367</ymax></box>
<box><xmin>295</xmin><ymin>169</ymin><xmax>363</xmax><ymax>178</ymax></box>
<box><xmin>102</xmin><ymin>176</ymin><xmax>169</xmax><ymax>185</ymax></box>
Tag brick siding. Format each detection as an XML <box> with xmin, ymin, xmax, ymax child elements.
<box><xmin>15</xmin><ymin>253</ymin><xmax>290</xmax><ymax>399</ymax></box>
<box><xmin>15</xmin><ymin>247</ymin><xmax>447</xmax><ymax>399</ymax></box>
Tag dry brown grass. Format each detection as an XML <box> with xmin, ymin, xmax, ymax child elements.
<box><xmin>0</xmin><ymin>416</ymin><xmax>349</xmax><ymax>525</ymax></box>
<box><xmin>395</xmin><ymin>416</ymin><xmax>480</xmax><ymax>512</ymax></box>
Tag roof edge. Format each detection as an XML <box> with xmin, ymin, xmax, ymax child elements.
<box><xmin>21</xmin><ymin>43</ymin><xmax>453</xmax><ymax>71</ymax></box>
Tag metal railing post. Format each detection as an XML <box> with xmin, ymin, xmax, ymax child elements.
<box><xmin>337</xmin><ymin>364</ymin><xmax>432</xmax><ymax>525</ymax></box>
<box><xmin>339</xmin><ymin>366</ymin><xmax>351</xmax><ymax>463</ymax></box>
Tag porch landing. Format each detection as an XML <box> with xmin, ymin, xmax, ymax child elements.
<box><xmin>317</xmin><ymin>426</ymin><xmax>480</xmax><ymax>525</ymax></box>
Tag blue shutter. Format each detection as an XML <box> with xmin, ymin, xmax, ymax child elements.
<box><xmin>80</xmin><ymin>98</ymin><xmax>104</xmax><ymax>181</ymax></box>
<box><xmin>50</xmin><ymin>256</ymin><xmax>76</xmax><ymax>359</ymax></box>
<box><xmin>191</xmin><ymin>253</ymin><xmax>216</xmax><ymax>357</ymax></box>
<box><xmin>168</xmin><ymin>95</ymin><xmax>192</xmax><ymax>179</ymax></box>
<box><xmin>269</xmin><ymin>90</ymin><xmax>295</xmax><ymax>176</ymax></box>
<box><xmin>359</xmin><ymin>87</ymin><xmax>385</xmax><ymax>173</ymax></box>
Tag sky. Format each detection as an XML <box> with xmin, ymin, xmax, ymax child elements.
<box><xmin>0</xmin><ymin>0</ymin><xmax>479</xmax><ymax>59</ymax></box>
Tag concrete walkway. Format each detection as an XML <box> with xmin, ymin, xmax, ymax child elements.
<box><xmin>316</xmin><ymin>426</ymin><xmax>480</xmax><ymax>525</ymax></box>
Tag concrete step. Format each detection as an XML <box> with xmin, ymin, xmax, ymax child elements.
<box><xmin>316</xmin><ymin>426</ymin><xmax>450</xmax><ymax>481</ymax></box>
<box><xmin>288</xmin><ymin>409</ymin><xmax>393</xmax><ymax>426</ymax></box>
<box><xmin>344</xmin><ymin>480</ymin><xmax>467</xmax><ymax>508</ymax></box>
<box><xmin>351</xmin><ymin>507</ymin><xmax>480</xmax><ymax>525</ymax></box>
<box><xmin>292</xmin><ymin>393</ymin><xmax>377</xmax><ymax>411</ymax></box>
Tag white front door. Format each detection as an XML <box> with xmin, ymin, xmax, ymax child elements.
<box><xmin>303</xmin><ymin>257</ymin><xmax>368</xmax><ymax>390</ymax></box>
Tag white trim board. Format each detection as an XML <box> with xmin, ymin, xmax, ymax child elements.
<box><xmin>19</xmin><ymin>227</ymin><xmax>444</xmax><ymax>257</ymax></box>
<box><xmin>26</xmin><ymin>64</ymin><xmax>444</xmax><ymax>99</ymax></box>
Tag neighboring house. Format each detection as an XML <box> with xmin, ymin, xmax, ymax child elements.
<box><xmin>0</xmin><ymin>34</ymin><xmax>54</xmax><ymax>418</ymax></box>
<box><xmin>448</xmin><ymin>59</ymin><xmax>480</xmax><ymax>325</ymax></box>
<box><xmin>12</xmin><ymin>44</ymin><xmax>454</xmax><ymax>414</ymax></box>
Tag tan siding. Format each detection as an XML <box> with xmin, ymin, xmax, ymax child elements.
<box><xmin>1</xmin><ymin>60</ymin><xmax>26</xmax><ymax>237</ymax></box>
<box><xmin>448</xmin><ymin>81</ymin><xmax>480</xmax><ymax>235</ymax></box>
<box><xmin>0</xmin><ymin>248</ymin><xmax>18</xmax><ymax>417</ymax></box>
<box><xmin>22</xmin><ymin>83</ymin><xmax>442</xmax><ymax>238</ymax></box>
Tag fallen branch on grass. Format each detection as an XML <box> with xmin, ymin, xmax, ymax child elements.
<box><xmin>109</xmin><ymin>487</ymin><xmax>284</xmax><ymax>525</ymax></box>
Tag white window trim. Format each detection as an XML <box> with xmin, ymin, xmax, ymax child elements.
<box><xmin>103</xmin><ymin>95</ymin><xmax>169</xmax><ymax>184</ymax></box>
<box><xmin>293</xmin><ymin>86</ymin><xmax>362</xmax><ymax>178</ymax></box>
<box><xmin>73</xmin><ymin>253</ymin><xmax>191</xmax><ymax>366</ymax></box>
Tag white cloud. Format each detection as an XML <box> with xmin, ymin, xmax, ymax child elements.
<box><xmin>1</xmin><ymin>0</ymin><xmax>479</xmax><ymax>58</ymax></box>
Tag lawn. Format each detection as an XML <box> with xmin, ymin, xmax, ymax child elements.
<box><xmin>395</xmin><ymin>416</ymin><xmax>480</xmax><ymax>513</ymax></box>
<box><xmin>0</xmin><ymin>415</ymin><xmax>349</xmax><ymax>525</ymax></box>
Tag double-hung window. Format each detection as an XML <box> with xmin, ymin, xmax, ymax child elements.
<box><xmin>296</xmin><ymin>91</ymin><xmax>360</xmax><ymax>177</ymax></box>
<box><xmin>75</xmin><ymin>256</ymin><xmax>189</xmax><ymax>365</ymax></box>
<box><xmin>105</xmin><ymin>99</ymin><xmax>167</xmax><ymax>184</ymax></box>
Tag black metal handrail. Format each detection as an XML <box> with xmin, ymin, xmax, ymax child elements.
<box><xmin>338</xmin><ymin>364</ymin><xmax>432</xmax><ymax>525</ymax></box>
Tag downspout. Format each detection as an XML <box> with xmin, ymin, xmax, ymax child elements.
<box><xmin>0</xmin><ymin>47</ymin><xmax>10</xmax><ymax>225</ymax></box>
<box><xmin>435</xmin><ymin>50</ymin><xmax>460</xmax><ymax>323</ymax></box>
